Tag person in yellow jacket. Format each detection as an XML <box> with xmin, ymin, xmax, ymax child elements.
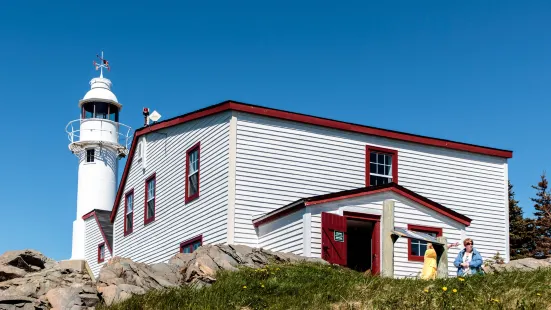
<box><xmin>420</xmin><ymin>243</ymin><xmax>438</xmax><ymax>280</ymax></box>
<box><xmin>420</xmin><ymin>242</ymin><xmax>460</xmax><ymax>280</ymax></box>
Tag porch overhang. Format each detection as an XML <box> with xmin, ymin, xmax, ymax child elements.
<box><xmin>391</xmin><ymin>227</ymin><xmax>444</xmax><ymax>245</ymax></box>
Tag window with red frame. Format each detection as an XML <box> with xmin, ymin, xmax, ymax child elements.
<box><xmin>407</xmin><ymin>224</ymin><xmax>442</xmax><ymax>262</ymax></box>
<box><xmin>98</xmin><ymin>243</ymin><xmax>105</xmax><ymax>263</ymax></box>
<box><xmin>144</xmin><ymin>174</ymin><xmax>156</xmax><ymax>224</ymax></box>
<box><xmin>366</xmin><ymin>146</ymin><xmax>398</xmax><ymax>186</ymax></box>
<box><xmin>124</xmin><ymin>190</ymin><xmax>134</xmax><ymax>235</ymax></box>
<box><xmin>185</xmin><ymin>143</ymin><xmax>200</xmax><ymax>203</ymax></box>
<box><xmin>180</xmin><ymin>235</ymin><xmax>202</xmax><ymax>253</ymax></box>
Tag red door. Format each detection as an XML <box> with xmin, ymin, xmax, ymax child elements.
<box><xmin>321</xmin><ymin>212</ymin><xmax>347</xmax><ymax>265</ymax></box>
<box><xmin>371</xmin><ymin>221</ymin><xmax>381</xmax><ymax>275</ymax></box>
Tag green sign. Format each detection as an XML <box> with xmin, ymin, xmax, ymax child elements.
<box><xmin>334</xmin><ymin>231</ymin><xmax>344</xmax><ymax>242</ymax></box>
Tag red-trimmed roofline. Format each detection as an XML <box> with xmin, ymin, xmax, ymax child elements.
<box><xmin>110</xmin><ymin>100</ymin><xmax>511</xmax><ymax>223</ymax></box>
<box><xmin>82</xmin><ymin>211</ymin><xmax>113</xmax><ymax>255</ymax></box>
<box><xmin>252</xmin><ymin>183</ymin><xmax>472</xmax><ymax>227</ymax></box>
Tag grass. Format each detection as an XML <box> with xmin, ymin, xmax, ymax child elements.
<box><xmin>98</xmin><ymin>263</ymin><xmax>551</xmax><ymax>310</ymax></box>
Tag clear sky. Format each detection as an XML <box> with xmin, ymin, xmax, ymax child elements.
<box><xmin>0</xmin><ymin>0</ymin><xmax>549</xmax><ymax>260</ymax></box>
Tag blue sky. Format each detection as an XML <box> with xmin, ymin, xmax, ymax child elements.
<box><xmin>0</xmin><ymin>0</ymin><xmax>549</xmax><ymax>260</ymax></box>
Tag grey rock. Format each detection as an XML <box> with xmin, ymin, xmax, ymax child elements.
<box><xmin>0</xmin><ymin>266</ymin><xmax>26</xmax><ymax>282</ymax></box>
<box><xmin>484</xmin><ymin>257</ymin><xmax>551</xmax><ymax>273</ymax></box>
<box><xmin>45</xmin><ymin>287</ymin><xmax>82</xmax><ymax>309</ymax></box>
<box><xmin>78</xmin><ymin>293</ymin><xmax>99</xmax><ymax>307</ymax></box>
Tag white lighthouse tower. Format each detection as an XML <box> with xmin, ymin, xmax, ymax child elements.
<box><xmin>65</xmin><ymin>53</ymin><xmax>132</xmax><ymax>260</ymax></box>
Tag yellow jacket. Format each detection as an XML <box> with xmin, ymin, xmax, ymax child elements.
<box><xmin>420</xmin><ymin>248</ymin><xmax>438</xmax><ymax>280</ymax></box>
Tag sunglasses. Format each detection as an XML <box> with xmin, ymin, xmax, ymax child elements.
<box><xmin>465</xmin><ymin>243</ymin><xmax>473</xmax><ymax>246</ymax></box>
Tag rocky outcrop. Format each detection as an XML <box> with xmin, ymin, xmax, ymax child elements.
<box><xmin>483</xmin><ymin>257</ymin><xmax>551</xmax><ymax>273</ymax></box>
<box><xmin>96</xmin><ymin>244</ymin><xmax>326</xmax><ymax>305</ymax></box>
<box><xmin>0</xmin><ymin>245</ymin><xmax>325</xmax><ymax>308</ymax></box>
<box><xmin>0</xmin><ymin>250</ymin><xmax>98</xmax><ymax>310</ymax></box>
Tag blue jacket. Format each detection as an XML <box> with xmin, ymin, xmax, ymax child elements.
<box><xmin>453</xmin><ymin>248</ymin><xmax>483</xmax><ymax>276</ymax></box>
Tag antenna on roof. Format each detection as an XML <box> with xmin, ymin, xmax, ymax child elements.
<box><xmin>142</xmin><ymin>108</ymin><xmax>162</xmax><ymax>126</ymax></box>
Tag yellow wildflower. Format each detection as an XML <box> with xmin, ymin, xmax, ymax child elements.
<box><xmin>537</xmin><ymin>293</ymin><xmax>541</xmax><ymax>296</ymax></box>
<box><xmin>458</xmin><ymin>278</ymin><xmax>465</xmax><ymax>282</ymax></box>
<box><xmin>452</xmin><ymin>289</ymin><xmax>457</xmax><ymax>293</ymax></box>
<box><xmin>243</xmin><ymin>286</ymin><xmax>247</xmax><ymax>289</ymax></box>
<box><xmin>261</xmin><ymin>284</ymin><xmax>265</xmax><ymax>288</ymax></box>
<box><xmin>423</xmin><ymin>289</ymin><xmax>429</xmax><ymax>293</ymax></box>
<box><xmin>442</xmin><ymin>287</ymin><xmax>448</xmax><ymax>292</ymax></box>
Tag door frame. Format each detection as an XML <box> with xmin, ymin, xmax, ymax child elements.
<box><xmin>343</xmin><ymin>211</ymin><xmax>381</xmax><ymax>275</ymax></box>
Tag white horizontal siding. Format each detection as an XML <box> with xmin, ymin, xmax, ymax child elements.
<box><xmin>113</xmin><ymin>112</ymin><xmax>231</xmax><ymax>264</ymax></box>
<box><xmin>306</xmin><ymin>192</ymin><xmax>464</xmax><ymax>278</ymax></box>
<box><xmin>84</xmin><ymin>218</ymin><xmax>111</xmax><ymax>278</ymax></box>
<box><xmin>234</xmin><ymin>113</ymin><xmax>508</xmax><ymax>262</ymax></box>
<box><xmin>258</xmin><ymin>209</ymin><xmax>304</xmax><ymax>255</ymax></box>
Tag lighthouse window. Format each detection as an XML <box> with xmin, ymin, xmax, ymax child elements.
<box><xmin>124</xmin><ymin>191</ymin><xmax>134</xmax><ymax>235</ymax></box>
<box><xmin>86</xmin><ymin>149</ymin><xmax>95</xmax><ymax>163</ymax></box>
<box><xmin>185</xmin><ymin>143</ymin><xmax>200</xmax><ymax>203</ymax></box>
<box><xmin>81</xmin><ymin>102</ymin><xmax>119</xmax><ymax>122</ymax></box>
<box><xmin>144</xmin><ymin>174</ymin><xmax>156</xmax><ymax>224</ymax></box>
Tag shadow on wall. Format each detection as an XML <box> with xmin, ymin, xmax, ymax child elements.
<box><xmin>78</xmin><ymin>146</ymin><xmax>118</xmax><ymax>174</ymax></box>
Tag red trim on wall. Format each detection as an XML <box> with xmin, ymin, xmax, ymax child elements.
<box><xmin>82</xmin><ymin>210</ymin><xmax>95</xmax><ymax>220</ymax></box>
<box><xmin>144</xmin><ymin>173</ymin><xmax>156</xmax><ymax>225</ymax></box>
<box><xmin>111</xmin><ymin>100</ymin><xmax>512</xmax><ymax>223</ymax></box>
<box><xmin>124</xmin><ymin>189</ymin><xmax>134</xmax><ymax>236</ymax></box>
<box><xmin>253</xmin><ymin>183</ymin><xmax>471</xmax><ymax>227</ymax></box>
<box><xmin>407</xmin><ymin>224</ymin><xmax>443</xmax><ymax>262</ymax></box>
<box><xmin>82</xmin><ymin>211</ymin><xmax>113</xmax><ymax>255</ymax></box>
<box><xmin>179</xmin><ymin>235</ymin><xmax>203</xmax><ymax>253</ymax></box>
<box><xmin>365</xmin><ymin>145</ymin><xmax>398</xmax><ymax>186</ymax></box>
<box><xmin>97</xmin><ymin>242</ymin><xmax>105</xmax><ymax>263</ymax></box>
<box><xmin>342</xmin><ymin>212</ymin><xmax>381</xmax><ymax>275</ymax></box>
<box><xmin>185</xmin><ymin>142</ymin><xmax>201</xmax><ymax>204</ymax></box>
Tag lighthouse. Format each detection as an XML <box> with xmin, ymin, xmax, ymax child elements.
<box><xmin>65</xmin><ymin>53</ymin><xmax>132</xmax><ymax>260</ymax></box>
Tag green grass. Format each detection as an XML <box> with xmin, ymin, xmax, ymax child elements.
<box><xmin>98</xmin><ymin>263</ymin><xmax>551</xmax><ymax>310</ymax></box>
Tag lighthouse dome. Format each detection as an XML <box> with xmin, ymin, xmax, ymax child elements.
<box><xmin>82</xmin><ymin>77</ymin><xmax>119</xmax><ymax>103</ymax></box>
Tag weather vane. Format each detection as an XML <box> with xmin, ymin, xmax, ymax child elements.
<box><xmin>93</xmin><ymin>51</ymin><xmax>110</xmax><ymax>78</ymax></box>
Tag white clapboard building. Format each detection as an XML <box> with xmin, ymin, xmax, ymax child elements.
<box><xmin>68</xmin><ymin>68</ymin><xmax>512</xmax><ymax>278</ymax></box>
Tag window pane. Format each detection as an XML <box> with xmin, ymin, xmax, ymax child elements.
<box><xmin>148</xmin><ymin>179</ymin><xmax>155</xmax><ymax>199</ymax></box>
<box><xmin>370</xmin><ymin>152</ymin><xmax>376</xmax><ymax>163</ymax></box>
<box><xmin>411</xmin><ymin>243</ymin><xmax>421</xmax><ymax>256</ymax></box>
<box><xmin>378</xmin><ymin>164</ymin><xmax>386</xmax><ymax>175</ymax></box>
<box><xmin>86</xmin><ymin>149</ymin><xmax>95</xmax><ymax>163</ymax></box>
<box><xmin>370</xmin><ymin>163</ymin><xmax>376</xmax><ymax>174</ymax></box>
<box><xmin>385</xmin><ymin>164</ymin><xmax>391</xmax><ymax>175</ymax></box>
<box><xmin>126</xmin><ymin>214</ymin><xmax>133</xmax><ymax>232</ymax></box>
<box><xmin>147</xmin><ymin>200</ymin><xmax>155</xmax><ymax>219</ymax></box>
<box><xmin>183</xmin><ymin>246</ymin><xmax>191</xmax><ymax>254</ymax></box>
<box><xmin>193</xmin><ymin>241</ymin><xmax>201</xmax><ymax>251</ymax></box>
<box><xmin>385</xmin><ymin>154</ymin><xmax>392</xmax><ymax>165</ymax></box>
<box><xmin>188</xmin><ymin>150</ymin><xmax>199</xmax><ymax>174</ymax></box>
<box><xmin>126</xmin><ymin>195</ymin><xmax>133</xmax><ymax>214</ymax></box>
<box><xmin>188</xmin><ymin>174</ymin><xmax>199</xmax><ymax>197</ymax></box>
<box><xmin>419</xmin><ymin>244</ymin><xmax>427</xmax><ymax>255</ymax></box>
<box><xmin>377</xmin><ymin>153</ymin><xmax>384</xmax><ymax>163</ymax></box>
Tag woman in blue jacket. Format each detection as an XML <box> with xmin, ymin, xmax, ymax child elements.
<box><xmin>453</xmin><ymin>238</ymin><xmax>484</xmax><ymax>276</ymax></box>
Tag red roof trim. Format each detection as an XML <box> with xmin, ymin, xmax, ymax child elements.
<box><xmin>111</xmin><ymin>100</ymin><xmax>512</xmax><ymax>223</ymax></box>
<box><xmin>253</xmin><ymin>183</ymin><xmax>471</xmax><ymax>227</ymax></box>
<box><xmin>81</xmin><ymin>211</ymin><xmax>113</xmax><ymax>255</ymax></box>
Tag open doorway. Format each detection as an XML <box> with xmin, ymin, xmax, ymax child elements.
<box><xmin>347</xmin><ymin>219</ymin><xmax>374</xmax><ymax>272</ymax></box>
<box><xmin>321</xmin><ymin>212</ymin><xmax>381</xmax><ymax>274</ymax></box>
